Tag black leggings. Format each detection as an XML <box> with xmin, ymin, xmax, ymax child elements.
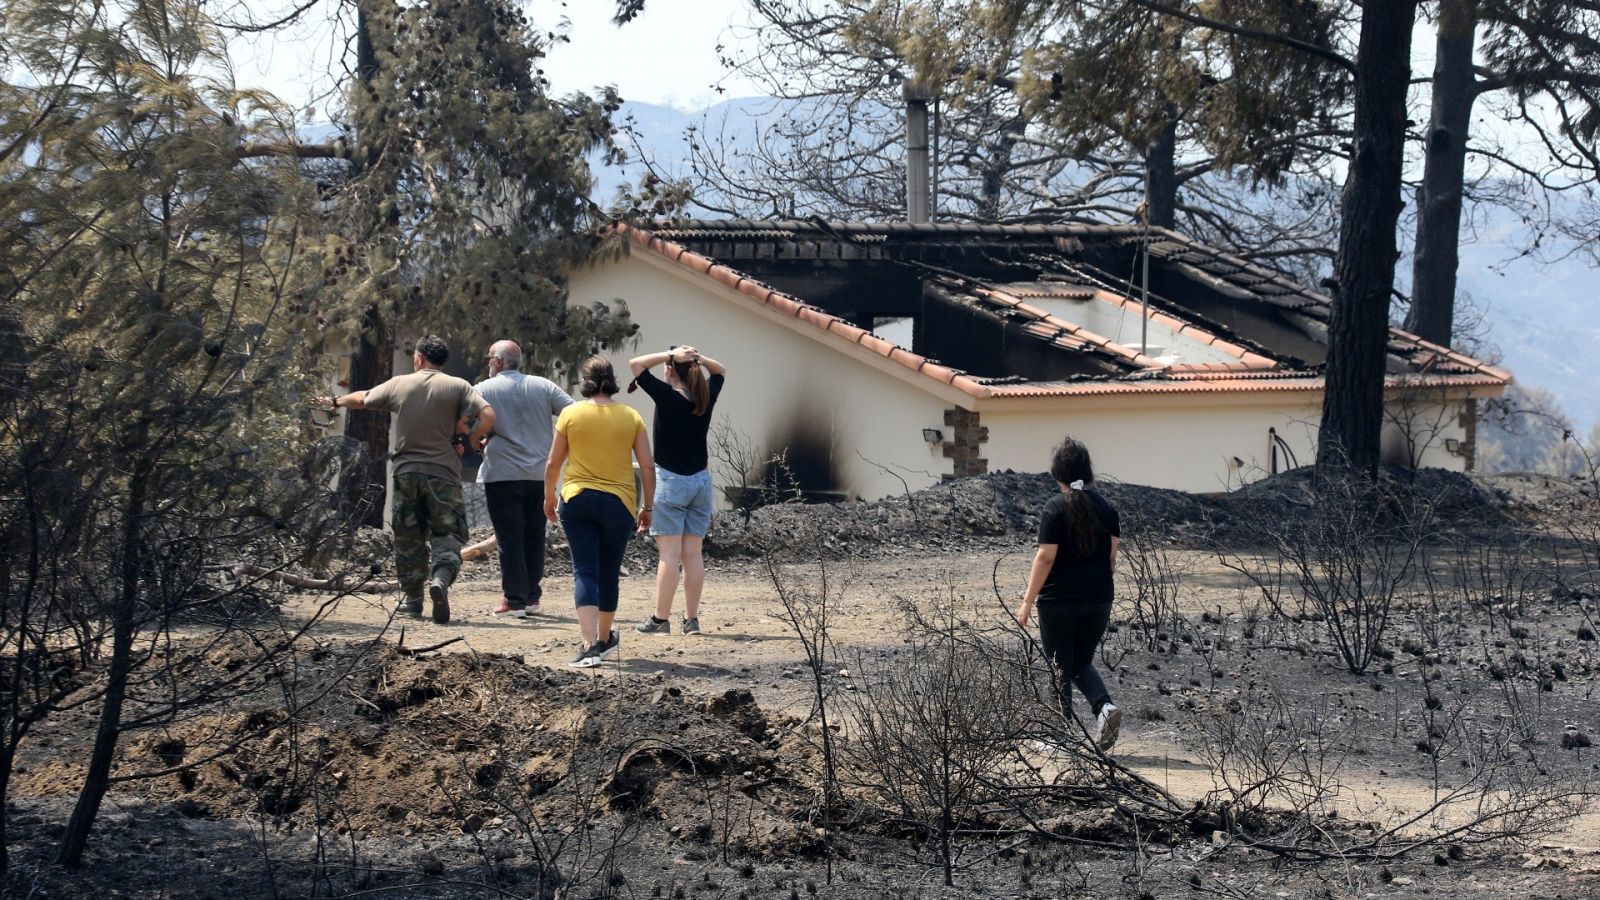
<box><xmin>1036</xmin><ymin>601</ymin><xmax>1113</xmax><ymax>717</ymax></box>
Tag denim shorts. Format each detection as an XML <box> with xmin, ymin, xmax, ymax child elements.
<box><xmin>650</xmin><ymin>467</ymin><xmax>713</xmax><ymax>537</ymax></box>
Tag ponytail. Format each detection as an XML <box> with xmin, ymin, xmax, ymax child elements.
<box><xmin>683</xmin><ymin>364</ymin><xmax>710</xmax><ymax>416</ymax></box>
<box><xmin>1049</xmin><ymin>437</ymin><xmax>1102</xmax><ymax>554</ymax></box>
<box><xmin>1063</xmin><ymin>488</ymin><xmax>1100</xmax><ymax>555</ymax></box>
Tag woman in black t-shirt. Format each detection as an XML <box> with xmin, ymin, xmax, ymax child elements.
<box><xmin>626</xmin><ymin>345</ymin><xmax>726</xmax><ymax>636</ymax></box>
<box><xmin>1016</xmin><ymin>436</ymin><xmax>1124</xmax><ymax>751</ymax></box>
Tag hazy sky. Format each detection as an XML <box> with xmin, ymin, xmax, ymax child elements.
<box><xmin>227</xmin><ymin>0</ymin><xmax>761</xmax><ymax>117</ymax></box>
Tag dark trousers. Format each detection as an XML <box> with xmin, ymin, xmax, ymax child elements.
<box><xmin>1036</xmin><ymin>601</ymin><xmax>1113</xmax><ymax>718</ymax></box>
<box><xmin>558</xmin><ymin>489</ymin><xmax>634</xmax><ymax>613</ymax></box>
<box><xmin>485</xmin><ymin>480</ymin><xmax>546</xmax><ymax>607</ymax></box>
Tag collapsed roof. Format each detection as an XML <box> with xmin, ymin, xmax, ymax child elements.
<box><xmin>619</xmin><ymin>219</ymin><xmax>1510</xmax><ymax>400</ymax></box>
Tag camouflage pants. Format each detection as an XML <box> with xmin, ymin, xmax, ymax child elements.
<box><xmin>391</xmin><ymin>473</ymin><xmax>467</xmax><ymax>600</ymax></box>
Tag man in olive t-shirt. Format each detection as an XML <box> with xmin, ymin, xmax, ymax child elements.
<box><xmin>329</xmin><ymin>335</ymin><xmax>495</xmax><ymax>624</ymax></box>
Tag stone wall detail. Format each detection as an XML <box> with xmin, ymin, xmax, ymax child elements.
<box><xmin>942</xmin><ymin>407</ymin><xmax>989</xmax><ymax>479</ymax></box>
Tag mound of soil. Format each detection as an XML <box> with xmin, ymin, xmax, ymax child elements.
<box><xmin>705</xmin><ymin>470</ymin><xmax>1220</xmax><ymax>560</ymax></box>
<box><xmin>698</xmin><ymin>466</ymin><xmax>1546</xmax><ymax>560</ymax></box>
<box><xmin>14</xmin><ymin>639</ymin><xmax>827</xmax><ymax>861</ymax></box>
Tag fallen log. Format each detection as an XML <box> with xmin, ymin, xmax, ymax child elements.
<box><xmin>462</xmin><ymin>534</ymin><xmax>498</xmax><ymax>562</ymax></box>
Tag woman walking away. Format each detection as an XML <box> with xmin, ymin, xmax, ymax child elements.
<box><xmin>544</xmin><ymin>357</ymin><xmax>654</xmax><ymax>668</ymax></box>
<box><xmin>1015</xmin><ymin>437</ymin><xmax>1124</xmax><ymax>751</ymax></box>
<box><xmin>627</xmin><ymin>345</ymin><xmax>726</xmax><ymax>636</ymax></box>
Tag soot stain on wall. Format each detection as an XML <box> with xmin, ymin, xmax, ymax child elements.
<box><xmin>759</xmin><ymin>403</ymin><xmax>844</xmax><ymax>500</ymax></box>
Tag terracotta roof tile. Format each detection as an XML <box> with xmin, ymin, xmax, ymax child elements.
<box><xmin>857</xmin><ymin>333</ymin><xmax>897</xmax><ymax>357</ymax></box>
<box><xmin>973</xmin><ymin>286</ymin><xmax>1165</xmax><ymax>369</ymax></box>
<box><xmin>708</xmin><ymin>265</ymin><xmax>743</xmax><ymax>291</ymax></box>
<box><xmin>888</xmin><ymin>347</ymin><xmax>924</xmax><ymax>370</ymax></box>
<box><xmin>1091</xmin><ymin>289</ymin><xmax>1275</xmax><ymax>368</ymax></box>
<box><xmin>825</xmin><ymin>319</ymin><xmax>867</xmax><ymax>341</ymax></box>
<box><xmin>1388</xmin><ymin>325</ymin><xmax>1513</xmax><ymax>383</ymax></box>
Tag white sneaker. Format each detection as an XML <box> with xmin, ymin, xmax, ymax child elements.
<box><xmin>1095</xmin><ymin>703</ymin><xmax>1123</xmax><ymax>751</ymax></box>
<box><xmin>1027</xmin><ymin>738</ymin><xmax>1070</xmax><ymax>757</ymax></box>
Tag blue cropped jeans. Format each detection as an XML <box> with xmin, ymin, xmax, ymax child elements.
<box><xmin>558</xmin><ymin>489</ymin><xmax>634</xmax><ymax>613</ymax></box>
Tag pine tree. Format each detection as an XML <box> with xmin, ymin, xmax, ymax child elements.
<box><xmin>323</xmin><ymin>0</ymin><xmax>638</xmax><ymax>520</ymax></box>
<box><xmin>0</xmin><ymin>0</ymin><xmax>339</xmax><ymax>871</ymax></box>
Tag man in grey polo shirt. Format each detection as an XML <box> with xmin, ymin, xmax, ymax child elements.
<box><xmin>475</xmin><ymin>339</ymin><xmax>573</xmax><ymax>616</ymax></box>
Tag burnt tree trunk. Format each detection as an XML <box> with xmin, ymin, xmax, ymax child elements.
<box><xmin>343</xmin><ymin>305</ymin><xmax>392</xmax><ymax>527</ymax></box>
<box><xmin>1145</xmin><ymin>116</ymin><xmax>1179</xmax><ymax>229</ymax></box>
<box><xmin>56</xmin><ymin>461</ymin><xmax>148</xmax><ymax>867</ymax></box>
<box><xmin>1318</xmin><ymin>0</ymin><xmax>1418</xmax><ymax>471</ymax></box>
<box><xmin>342</xmin><ymin>2</ymin><xmax>393</xmax><ymax>527</ymax></box>
<box><xmin>1406</xmin><ymin>0</ymin><xmax>1478</xmax><ymax>347</ymax></box>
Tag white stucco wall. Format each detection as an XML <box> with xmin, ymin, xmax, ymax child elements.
<box><xmin>567</xmin><ymin>252</ymin><xmax>958</xmax><ymax>502</ymax></box>
<box><xmin>1381</xmin><ymin>393</ymin><xmax>1477</xmax><ymax>471</ymax></box>
<box><xmin>980</xmin><ymin>395</ymin><xmax>1324</xmax><ymax>494</ymax></box>
<box><xmin>982</xmin><ymin>393</ymin><xmax>1477</xmax><ymax>494</ymax></box>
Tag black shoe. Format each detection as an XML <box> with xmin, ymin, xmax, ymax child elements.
<box><xmin>568</xmin><ymin>643</ymin><xmax>602</xmax><ymax>668</ymax></box>
<box><xmin>596</xmin><ymin>629</ymin><xmax>620</xmax><ymax>661</ymax></box>
<box><xmin>395</xmin><ymin>596</ymin><xmax>424</xmax><ymax>617</ymax></box>
<box><xmin>428</xmin><ymin>577</ymin><xmax>450</xmax><ymax>624</ymax></box>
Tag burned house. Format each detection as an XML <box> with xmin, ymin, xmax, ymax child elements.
<box><xmin>569</xmin><ymin>219</ymin><xmax>1509</xmax><ymax>499</ymax></box>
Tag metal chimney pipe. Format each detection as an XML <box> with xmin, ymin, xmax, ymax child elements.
<box><xmin>904</xmin><ymin>80</ymin><xmax>934</xmax><ymax>223</ymax></box>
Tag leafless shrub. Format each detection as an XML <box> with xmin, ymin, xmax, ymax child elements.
<box><xmin>1222</xmin><ymin>470</ymin><xmax>1432</xmax><ymax>673</ymax></box>
<box><xmin>760</xmin><ymin>507</ymin><xmax>852</xmax><ymax>882</ymax></box>
<box><xmin>1114</xmin><ymin>524</ymin><xmax>1192</xmax><ymax>656</ymax></box>
<box><xmin>1187</xmin><ymin>670</ymin><xmax>1592</xmax><ymax>861</ymax></box>
<box><xmin>1386</xmin><ymin>659</ymin><xmax>1592</xmax><ymax>857</ymax></box>
<box><xmin>710</xmin><ymin>422</ymin><xmax>763</xmax><ymax>520</ymax></box>
<box><xmin>1432</xmin><ymin>536</ymin><xmax>1556</xmax><ymax>632</ymax></box>
<box><xmin>840</xmin><ymin>591</ymin><xmax>1029</xmax><ymax>886</ymax></box>
<box><xmin>1190</xmin><ymin>686</ymin><xmax>1349</xmax><ymax>836</ymax></box>
<box><xmin>711</xmin><ymin>423</ymin><xmax>806</xmax><ymax>521</ymax></box>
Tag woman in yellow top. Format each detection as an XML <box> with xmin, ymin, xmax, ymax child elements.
<box><xmin>544</xmin><ymin>357</ymin><xmax>655</xmax><ymax>668</ymax></box>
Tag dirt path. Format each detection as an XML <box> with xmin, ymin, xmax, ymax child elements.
<box><xmin>283</xmin><ymin>548</ymin><xmax>1600</xmax><ymax>857</ymax></box>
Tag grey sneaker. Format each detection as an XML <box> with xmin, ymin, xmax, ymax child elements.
<box><xmin>680</xmin><ymin>617</ymin><xmax>701</xmax><ymax>635</ymax></box>
<box><xmin>568</xmin><ymin>643</ymin><xmax>602</xmax><ymax>668</ymax></box>
<box><xmin>395</xmin><ymin>596</ymin><xmax>424</xmax><ymax>617</ymax></box>
<box><xmin>427</xmin><ymin>577</ymin><xmax>450</xmax><ymax>624</ymax></box>
<box><xmin>1095</xmin><ymin>703</ymin><xmax>1123</xmax><ymax>751</ymax></box>
<box><xmin>596</xmin><ymin>630</ymin><xmax>620</xmax><ymax>661</ymax></box>
<box><xmin>635</xmin><ymin>617</ymin><xmax>671</xmax><ymax>635</ymax></box>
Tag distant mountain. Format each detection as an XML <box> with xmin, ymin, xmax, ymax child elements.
<box><xmin>592</xmin><ymin>96</ymin><xmax>777</xmax><ymax>207</ymax></box>
<box><xmin>599</xmin><ymin>99</ymin><xmax>1599</xmax><ymax>428</ymax></box>
<box><xmin>1448</xmin><ymin>215</ymin><xmax>1597</xmax><ymax>427</ymax></box>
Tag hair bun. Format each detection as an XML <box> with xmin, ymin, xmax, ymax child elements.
<box><xmin>578</xmin><ymin>355</ymin><xmax>620</xmax><ymax>397</ymax></box>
